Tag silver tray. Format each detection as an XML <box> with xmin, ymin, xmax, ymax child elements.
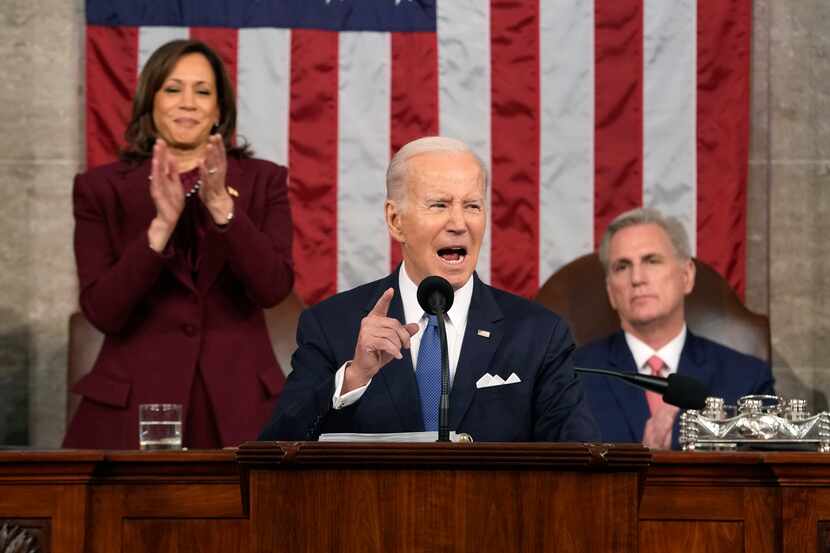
<box><xmin>679</xmin><ymin>395</ymin><xmax>830</xmax><ymax>452</ymax></box>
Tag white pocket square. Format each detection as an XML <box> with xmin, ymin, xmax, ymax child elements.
<box><xmin>504</xmin><ymin>372</ymin><xmax>521</xmax><ymax>384</ymax></box>
<box><xmin>475</xmin><ymin>372</ymin><xmax>521</xmax><ymax>389</ymax></box>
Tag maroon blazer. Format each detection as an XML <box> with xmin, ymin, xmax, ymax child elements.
<box><xmin>63</xmin><ymin>157</ymin><xmax>293</xmax><ymax>449</ymax></box>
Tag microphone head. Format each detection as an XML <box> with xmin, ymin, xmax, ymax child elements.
<box><xmin>417</xmin><ymin>275</ymin><xmax>455</xmax><ymax>315</ymax></box>
<box><xmin>664</xmin><ymin>373</ymin><xmax>709</xmax><ymax>409</ymax></box>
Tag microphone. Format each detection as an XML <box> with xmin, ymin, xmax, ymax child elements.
<box><xmin>417</xmin><ymin>275</ymin><xmax>454</xmax><ymax>315</ymax></box>
<box><xmin>416</xmin><ymin>276</ymin><xmax>455</xmax><ymax>442</ymax></box>
<box><xmin>574</xmin><ymin>367</ymin><xmax>708</xmax><ymax>410</ymax></box>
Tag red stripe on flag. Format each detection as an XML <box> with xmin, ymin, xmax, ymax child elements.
<box><xmin>389</xmin><ymin>32</ymin><xmax>440</xmax><ymax>271</ymax></box>
<box><xmin>594</xmin><ymin>1</ymin><xmax>643</xmax><ymax>247</ymax></box>
<box><xmin>490</xmin><ymin>0</ymin><xmax>540</xmax><ymax>298</ymax></box>
<box><xmin>696</xmin><ymin>0</ymin><xmax>751</xmax><ymax>298</ymax></box>
<box><xmin>289</xmin><ymin>30</ymin><xmax>339</xmax><ymax>305</ymax></box>
<box><xmin>190</xmin><ymin>28</ymin><xmax>239</xmax><ymax>144</ymax></box>
<box><xmin>85</xmin><ymin>26</ymin><xmax>138</xmax><ymax>169</ymax></box>
<box><xmin>189</xmin><ymin>28</ymin><xmax>238</xmax><ymax>87</ymax></box>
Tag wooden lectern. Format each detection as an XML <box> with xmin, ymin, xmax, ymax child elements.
<box><xmin>237</xmin><ymin>441</ymin><xmax>650</xmax><ymax>553</ymax></box>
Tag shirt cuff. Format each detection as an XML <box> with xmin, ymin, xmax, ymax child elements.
<box><xmin>332</xmin><ymin>361</ymin><xmax>371</xmax><ymax>409</ymax></box>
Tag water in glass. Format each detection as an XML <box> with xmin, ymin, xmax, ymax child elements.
<box><xmin>139</xmin><ymin>403</ymin><xmax>182</xmax><ymax>450</ymax></box>
<box><xmin>139</xmin><ymin>420</ymin><xmax>182</xmax><ymax>450</ymax></box>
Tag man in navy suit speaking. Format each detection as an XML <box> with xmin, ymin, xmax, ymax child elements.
<box><xmin>574</xmin><ymin>208</ymin><xmax>774</xmax><ymax>449</ymax></box>
<box><xmin>260</xmin><ymin>136</ymin><xmax>598</xmax><ymax>442</ymax></box>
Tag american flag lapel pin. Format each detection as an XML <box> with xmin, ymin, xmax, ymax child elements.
<box><xmin>477</xmin><ymin>329</ymin><xmax>491</xmax><ymax>338</ymax></box>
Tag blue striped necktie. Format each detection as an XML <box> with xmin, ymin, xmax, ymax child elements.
<box><xmin>416</xmin><ymin>315</ymin><xmax>442</xmax><ymax>431</ymax></box>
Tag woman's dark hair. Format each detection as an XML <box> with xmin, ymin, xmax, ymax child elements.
<box><xmin>120</xmin><ymin>39</ymin><xmax>252</xmax><ymax>162</ymax></box>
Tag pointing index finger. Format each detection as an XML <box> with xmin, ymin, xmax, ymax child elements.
<box><xmin>370</xmin><ymin>288</ymin><xmax>395</xmax><ymax>317</ymax></box>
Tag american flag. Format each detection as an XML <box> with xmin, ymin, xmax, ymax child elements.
<box><xmin>85</xmin><ymin>0</ymin><xmax>751</xmax><ymax>306</ymax></box>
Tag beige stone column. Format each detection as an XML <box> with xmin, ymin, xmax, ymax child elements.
<box><xmin>767</xmin><ymin>0</ymin><xmax>830</xmax><ymax>409</ymax></box>
<box><xmin>747</xmin><ymin>0</ymin><xmax>770</xmax><ymax>316</ymax></box>
<box><xmin>0</xmin><ymin>0</ymin><xmax>83</xmax><ymax>446</ymax></box>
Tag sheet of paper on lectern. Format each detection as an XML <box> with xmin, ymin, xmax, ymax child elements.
<box><xmin>318</xmin><ymin>431</ymin><xmax>463</xmax><ymax>443</ymax></box>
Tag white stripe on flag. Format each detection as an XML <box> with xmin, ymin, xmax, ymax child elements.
<box><xmin>237</xmin><ymin>28</ymin><xmax>291</xmax><ymax>165</ymax></box>
<box><xmin>437</xmin><ymin>0</ymin><xmax>491</xmax><ymax>284</ymax></box>
<box><xmin>138</xmin><ymin>27</ymin><xmax>188</xmax><ymax>75</ymax></box>
<box><xmin>539</xmin><ymin>0</ymin><xmax>595</xmax><ymax>283</ymax></box>
<box><xmin>643</xmin><ymin>0</ymin><xmax>698</xmax><ymax>253</ymax></box>
<box><xmin>337</xmin><ymin>32</ymin><xmax>391</xmax><ymax>292</ymax></box>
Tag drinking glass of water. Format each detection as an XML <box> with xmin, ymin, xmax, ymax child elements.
<box><xmin>139</xmin><ymin>404</ymin><xmax>182</xmax><ymax>450</ymax></box>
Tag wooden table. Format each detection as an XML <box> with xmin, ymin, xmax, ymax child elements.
<box><xmin>3</xmin><ymin>448</ymin><xmax>830</xmax><ymax>552</ymax></box>
<box><xmin>644</xmin><ymin>451</ymin><xmax>830</xmax><ymax>553</ymax></box>
<box><xmin>0</xmin><ymin>450</ymin><xmax>246</xmax><ymax>553</ymax></box>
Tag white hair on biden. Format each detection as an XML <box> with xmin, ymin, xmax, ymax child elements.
<box><xmin>385</xmin><ymin>136</ymin><xmax>489</xmax><ymax>207</ymax></box>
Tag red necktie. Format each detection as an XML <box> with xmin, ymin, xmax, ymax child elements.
<box><xmin>646</xmin><ymin>355</ymin><xmax>666</xmax><ymax>414</ymax></box>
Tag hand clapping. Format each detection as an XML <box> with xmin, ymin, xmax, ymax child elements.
<box><xmin>642</xmin><ymin>404</ymin><xmax>680</xmax><ymax>450</ymax></box>
<box><xmin>147</xmin><ymin>139</ymin><xmax>185</xmax><ymax>252</ymax></box>
<box><xmin>198</xmin><ymin>134</ymin><xmax>234</xmax><ymax>226</ymax></box>
<box><xmin>147</xmin><ymin>135</ymin><xmax>235</xmax><ymax>252</ymax></box>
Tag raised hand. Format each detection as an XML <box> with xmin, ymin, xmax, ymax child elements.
<box><xmin>197</xmin><ymin>134</ymin><xmax>234</xmax><ymax>225</ymax></box>
<box><xmin>147</xmin><ymin>139</ymin><xmax>185</xmax><ymax>252</ymax></box>
<box><xmin>343</xmin><ymin>288</ymin><xmax>420</xmax><ymax>393</ymax></box>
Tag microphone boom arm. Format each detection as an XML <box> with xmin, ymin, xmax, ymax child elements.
<box><xmin>574</xmin><ymin>366</ymin><xmax>708</xmax><ymax>410</ymax></box>
<box><xmin>574</xmin><ymin>366</ymin><xmax>668</xmax><ymax>394</ymax></box>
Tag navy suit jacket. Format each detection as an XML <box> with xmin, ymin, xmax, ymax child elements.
<box><xmin>260</xmin><ymin>270</ymin><xmax>599</xmax><ymax>442</ymax></box>
<box><xmin>573</xmin><ymin>330</ymin><xmax>775</xmax><ymax>448</ymax></box>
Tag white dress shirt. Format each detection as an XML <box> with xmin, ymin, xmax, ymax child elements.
<box><xmin>331</xmin><ymin>262</ymin><xmax>474</xmax><ymax>409</ymax></box>
<box><xmin>624</xmin><ymin>325</ymin><xmax>687</xmax><ymax>377</ymax></box>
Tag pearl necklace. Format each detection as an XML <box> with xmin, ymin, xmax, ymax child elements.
<box><xmin>185</xmin><ymin>179</ymin><xmax>202</xmax><ymax>198</ymax></box>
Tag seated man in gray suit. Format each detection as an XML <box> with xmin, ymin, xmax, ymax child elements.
<box><xmin>574</xmin><ymin>208</ymin><xmax>774</xmax><ymax>449</ymax></box>
<box><xmin>260</xmin><ymin>136</ymin><xmax>598</xmax><ymax>442</ymax></box>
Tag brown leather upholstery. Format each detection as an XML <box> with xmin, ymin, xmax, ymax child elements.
<box><xmin>66</xmin><ymin>292</ymin><xmax>305</xmax><ymax>421</ymax></box>
<box><xmin>263</xmin><ymin>291</ymin><xmax>305</xmax><ymax>376</ymax></box>
<box><xmin>534</xmin><ymin>253</ymin><xmax>770</xmax><ymax>362</ymax></box>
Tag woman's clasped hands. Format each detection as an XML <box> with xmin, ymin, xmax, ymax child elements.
<box><xmin>147</xmin><ymin>135</ymin><xmax>233</xmax><ymax>252</ymax></box>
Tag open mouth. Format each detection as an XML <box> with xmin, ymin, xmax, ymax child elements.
<box><xmin>437</xmin><ymin>247</ymin><xmax>467</xmax><ymax>265</ymax></box>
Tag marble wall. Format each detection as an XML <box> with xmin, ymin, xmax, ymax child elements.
<box><xmin>0</xmin><ymin>0</ymin><xmax>83</xmax><ymax>446</ymax></box>
<box><xmin>746</xmin><ymin>0</ymin><xmax>770</xmax><ymax>316</ymax></box>
<box><xmin>765</xmin><ymin>0</ymin><xmax>830</xmax><ymax>411</ymax></box>
<box><xmin>1</xmin><ymin>0</ymin><xmax>828</xmax><ymax>446</ymax></box>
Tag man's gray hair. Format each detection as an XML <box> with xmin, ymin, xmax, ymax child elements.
<box><xmin>386</xmin><ymin>136</ymin><xmax>489</xmax><ymax>206</ymax></box>
<box><xmin>598</xmin><ymin>207</ymin><xmax>691</xmax><ymax>272</ymax></box>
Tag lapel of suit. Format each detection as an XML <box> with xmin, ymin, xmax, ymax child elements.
<box><xmin>370</xmin><ymin>269</ymin><xmax>424</xmax><ymax>431</ymax></box>
<box><xmin>197</xmin><ymin>160</ymin><xmax>247</xmax><ymax>293</ymax></box>
<box><xmin>116</xmin><ymin>160</ymin><xmax>156</xmax><ymax>222</ymax></box>
<box><xmin>606</xmin><ymin>331</ymin><xmax>651</xmax><ymax>441</ymax></box>
<box><xmin>118</xmin><ymin>161</ymin><xmax>196</xmax><ymax>292</ymax></box>
<box><xmin>677</xmin><ymin>331</ymin><xmax>715</xmax><ymax>392</ymax></box>
<box><xmin>450</xmin><ymin>275</ymin><xmax>504</xmax><ymax>429</ymax></box>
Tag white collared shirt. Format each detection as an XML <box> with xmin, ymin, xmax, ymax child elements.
<box><xmin>624</xmin><ymin>325</ymin><xmax>687</xmax><ymax>377</ymax></box>
<box><xmin>331</xmin><ymin>262</ymin><xmax>474</xmax><ymax>409</ymax></box>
